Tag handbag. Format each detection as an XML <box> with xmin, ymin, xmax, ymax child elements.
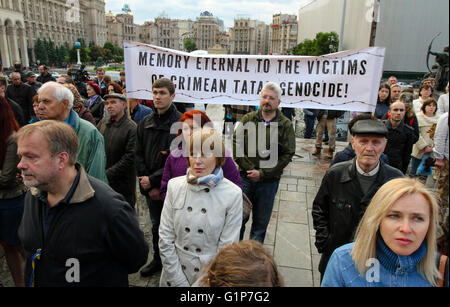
<box><xmin>242</xmin><ymin>192</ymin><xmax>253</xmax><ymax>221</ymax></box>
<box><xmin>437</xmin><ymin>254</ymin><xmax>449</xmax><ymax>287</ymax></box>
<box><xmin>416</xmin><ymin>153</ymin><xmax>434</xmax><ymax>176</ymax></box>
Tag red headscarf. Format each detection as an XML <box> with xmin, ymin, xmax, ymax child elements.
<box><xmin>86</xmin><ymin>81</ymin><xmax>101</xmax><ymax>96</ymax></box>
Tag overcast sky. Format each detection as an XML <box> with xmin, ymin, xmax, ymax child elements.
<box><xmin>105</xmin><ymin>0</ymin><xmax>313</xmax><ymax>29</ymax></box>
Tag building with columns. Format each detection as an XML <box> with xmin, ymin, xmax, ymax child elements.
<box><xmin>1</xmin><ymin>0</ymin><xmax>106</xmax><ymax>68</ymax></box>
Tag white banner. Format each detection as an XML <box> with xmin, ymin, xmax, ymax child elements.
<box><xmin>124</xmin><ymin>41</ymin><xmax>385</xmax><ymax>112</ymax></box>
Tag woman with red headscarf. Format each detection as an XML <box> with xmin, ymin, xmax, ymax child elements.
<box><xmin>0</xmin><ymin>96</ymin><xmax>26</xmax><ymax>286</ymax></box>
<box><xmin>85</xmin><ymin>81</ymin><xmax>104</xmax><ymax>124</ymax></box>
<box><xmin>159</xmin><ymin>110</ymin><xmax>242</xmax><ymax>201</ymax></box>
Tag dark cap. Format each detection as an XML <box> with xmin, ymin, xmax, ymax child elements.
<box><xmin>26</xmin><ymin>71</ymin><xmax>36</xmax><ymax>78</ymax></box>
<box><xmin>104</xmin><ymin>93</ymin><xmax>127</xmax><ymax>102</ymax></box>
<box><xmin>350</xmin><ymin>119</ymin><xmax>388</xmax><ymax>137</ymax></box>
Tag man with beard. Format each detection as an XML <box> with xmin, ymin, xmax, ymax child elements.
<box><xmin>233</xmin><ymin>82</ymin><xmax>295</xmax><ymax>243</ymax></box>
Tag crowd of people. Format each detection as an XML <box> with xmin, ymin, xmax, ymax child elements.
<box><xmin>0</xmin><ymin>62</ymin><xmax>449</xmax><ymax>288</ymax></box>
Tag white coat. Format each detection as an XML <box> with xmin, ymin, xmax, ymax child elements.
<box><xmin>411</xmin><ymin>111</ymin><xmax>440</xmax><ymax>159</ymax></box>
<box><xmin>158</xmin><ymin>175</ymin><xmax>242</xmax><ymax>287</ymax></box>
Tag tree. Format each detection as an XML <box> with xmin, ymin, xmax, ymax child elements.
<box><xmin>34</xmin><ymin>38</ymin><xmax>48</xmax><ymax>65</ymax></box>
<box><xmin>95</xmin><ymin>57</ymin><xmax>105</xmax><ymax>68</ymax></box>
<box><xmin>89</xmin><ymin>45</ymin><xmax>105</xmax><ymax>62</ymax></box>
<box><xmin>184</xmin><ymin>38</ymin><xmax>197</xmax><ymax>53</ymax></box>
<box><xmin>289</xmin><ymin>31</ymin><xmax>339</xmax><ymax>56</ymax></box>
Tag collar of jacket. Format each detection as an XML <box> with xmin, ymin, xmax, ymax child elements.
<box><xmin>30</xmin><ymin>163</ymin><xmax>95</xmax><ymax>204</ymax></box>
<box><xmin>384</xmin><ymin>118</ymin><xmax>405</xmax><ymax>131</ymax></box>
<box><xmin>106</xmin><ymin>113</ymin><xmax>127</xmax><ymax>126</ymax></box>
<box><xmin>66</xmin><ymin>109</ymin><xmax>79</xmax><ymax>131</ymax></box>
<box><xmin>145</xmin><ymin>103</ymin><xmax>178</xmax><ymax>129</ymax></box>
<box><xmin>339</xmin><ymin>158</ymin><xmax>386</xmax><ymax>183</ymax></box>
<box><xmin>257</xmin><ymin>109</ymin><xmax>280</xmax><ymax>123</ymax></box>
<box><xmin>376</xmin><ymin>235</ymin><xmax>427</xmax><ymax>273</ymax></box>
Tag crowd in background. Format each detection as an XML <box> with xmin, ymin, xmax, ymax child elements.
<box><xmin>0</xmin><ymin>61</ymin><xmax>448</xmax><ymax>288</ymax></box>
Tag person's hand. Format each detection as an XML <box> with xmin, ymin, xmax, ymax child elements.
<box><xmin>424</xmin><ymin>146</ymin><xmax>433</xmax><ymax>154</ymax></box>
<box><xmin>148</xmin><ymin>188</ymin><xmax>161</xmax><ymax>200</ymax></box>
<box><xmin>139</xmin><ymin>176</ymin><xmax>151</xmax><ymax>190</ymax></box>
<box><xmin>247</xmin><ymin>169</ymin><xmax>261</xmax><ymax>183</ymax></box>
<box><xmin>435</xmin><ymin>159</ymin><xmax>445</xmax><ymax>170</ymax></box>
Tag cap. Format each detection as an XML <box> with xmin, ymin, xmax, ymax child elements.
<box><xmin>26</xmin><ymin>71</ymin><xmax>36</xmax><ymax>78</ymax></box>
<box><xmin>104</xmin><ymin>93</ymin><xmax>127</xmax><ymax>102</ymax></box>
<box><xmin>350</xmin><ymin>119</ymin><xmax>388</xmax><ymax>137</ymax></box>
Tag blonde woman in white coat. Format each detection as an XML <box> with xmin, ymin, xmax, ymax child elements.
<box><xmin>410</xmin><ymin>98</ymin><xmax>440</xmax><ymax>175</ymax></box>
<box><xmin>159</xmin><ymin>129</ymin><xmax>242</xmax><ymax>287</ymax></box>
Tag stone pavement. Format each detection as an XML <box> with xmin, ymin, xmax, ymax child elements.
<box><xmin>0</xmin><ymin>104</ymin><xmax>345</xmax><ymax>287</ymax></box>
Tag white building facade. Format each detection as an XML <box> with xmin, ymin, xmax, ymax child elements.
<box><xmin>298</xmin><ymin>0</ymin><xmax>449</xmax><ymax>75</ymax></box>
<box><xmin>1</xmin><ymin>0</ymin><xmax>106</xmax><ymax>68</ymax></box>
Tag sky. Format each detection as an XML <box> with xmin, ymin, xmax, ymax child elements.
<box><xmin>105</xmin><ymin>0</ymin><xmax>313</xmax><ymax>30</ymax></box>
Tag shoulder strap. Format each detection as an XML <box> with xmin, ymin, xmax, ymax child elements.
<box><xmin>438</xmin><ymin>254</ymin><xmax>448</xmax><ymax>287</ymax></box>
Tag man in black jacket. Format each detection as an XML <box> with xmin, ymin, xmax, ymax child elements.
<box><xmin>37</xmin><ymin>65</ymin><xmax>56</xmax><ymax>84</ymax></box>
<box><xmin>97</xmin><ymin>93</ymin><xmax>137</xmax><ymax>207</ymax></box>
<box><xmin>312</xmin><ymin>119</ymin><xmax>403</xmax><ymax>281</ymax></box>
<box><xmin>5</xmin><ymin>72</ymin><xmax>35</xmax><ymax>122</ymax></box>
<box><xmin>135</xmin><ymin>78</ymin><xmax>182</xmax><ymax>277</ymax></box>
<box><xmin>16</xmin><ymin>120</ymin><xmax>148</xmax><ymax>287</ymax></box>
<box><xmin>382</xmin><ymin>100</ymin><xmax>418</xmax><ymax>174</ymax></box>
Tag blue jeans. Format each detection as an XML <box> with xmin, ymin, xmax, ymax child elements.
<box><xmin>304</xmin><ymin>115</ymin><xmax>316</xmax><ymax>139</ymax></box>
<box><xmin>240</xmin><ymin>177</ymin><xmax>279</xmax><ymax>243</ymax></box>
<box><xmin>409</xmin><ymin>156</ymin><xmax>422</xmax><ymax>175</ymax></box>
<box><xmin>145</xmin><ymin>195</ymin><xmax>163</xmax><ymax>263</ymax></box>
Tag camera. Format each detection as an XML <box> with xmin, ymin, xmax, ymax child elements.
<box><xmin>69</xmin><ymin>64</ymin><xmax>90</xmax><ymax>85</ymax></box>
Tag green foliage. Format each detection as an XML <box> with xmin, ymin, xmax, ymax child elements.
<box><xmin>34</xmin><ymin>39</ymin><xmax>70</xmax><ymax>66</ymax></box>
<box><xmin>184</xmin><ymin>38</ymin><xmax>197</xmax><ymax>53</ymax></box>
<box><xmin>289</xmin><ymin>31</ymin><xmax>339</xmax><ymax>56</ymax></box>
<box><xmin>34</xmin><ymin>39</ymin><xmax>123</xmax><ymax>66</ymax></box>
<box><xmin>95</xmin><ymin>57</ymin><xmax>105</xmax><ymax>68</ymax></box>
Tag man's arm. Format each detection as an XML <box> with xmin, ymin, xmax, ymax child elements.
<box><xmin>106</xmin><ymin>125</ymin><xmax>137</xmax><ymax>182</ymax></box>
<box><xmin>233</xmin><ymin>116</ymin><xmax>257</xmax><ymax>172</ymax></box>
<box><xmin>105</xmin><ymin>202</ymin><xmax>149</xmax><ymax>273</ymax></box>
<box><xmin>312</xmin><ymin>173</ymin><xmax>331</xmax><ymax>253</ymax></box>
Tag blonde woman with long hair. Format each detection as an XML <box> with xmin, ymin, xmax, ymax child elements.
<box><xmin>322</xmin><ymin>178</ymin><xmax>446</xmax><ymax>287</ymax></box>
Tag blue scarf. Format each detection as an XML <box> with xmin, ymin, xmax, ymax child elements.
<box><xmin>187</xmin><ymin>167</ymin><xmax>223</xmax><ymax>188</ymax></box>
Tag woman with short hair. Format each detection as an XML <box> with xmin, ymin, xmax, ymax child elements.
<box><xmin>410</xmin><ymin>98</ymin><xmax>440</xmax><ymax>175</ymax></box>
<box><xmin>322</xmin><ymin>177</ymin><xmax>446</xmax><ymax>287</ymax></box>
<box><xmin>159</xmin><ymin>129</ymin><xmax>243</xmax><ymax>287</ymax></box>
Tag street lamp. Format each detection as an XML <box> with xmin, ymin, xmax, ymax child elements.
<box><xmin>75</xmin><ymin>41</ymin><xmax>81</xmax><ymax>65</ymax></box>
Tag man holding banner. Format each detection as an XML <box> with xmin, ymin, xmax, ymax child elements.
<box><xmin>233</xmin><ymin>82</ymin><xmax>295</xmax><ymax>243</ymax></box>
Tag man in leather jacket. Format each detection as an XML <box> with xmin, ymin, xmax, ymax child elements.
<box><xmin>312</xmin><ymin>119</ymin><xmax>403</xmax><ymax>280</ymax></box>
<box><xmin>135</xmin><ymin>78</ymin><xmax>182</xmax><ymax>278</ymax></box>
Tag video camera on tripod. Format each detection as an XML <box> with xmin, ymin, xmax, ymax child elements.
<box><xmin>68</xmin><ymin>64</ymin><xmax>90</xmax><ymax>85</ymax></box>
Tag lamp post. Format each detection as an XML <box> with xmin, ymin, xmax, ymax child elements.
<box><xmin>75</xmin><ymin>41</ymin><xmax>81</xmax><ymax>65</ymax></box>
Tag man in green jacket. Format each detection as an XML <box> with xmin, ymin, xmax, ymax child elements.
<box><xmin>233</xmin><ymin>82</ymin><xmax>295</xmax><ymax>243</ymax></box>
<box><xmin>36</xmin><ymin>82</ymin><xmax>108</xmax><ymax>183</ymax></box>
